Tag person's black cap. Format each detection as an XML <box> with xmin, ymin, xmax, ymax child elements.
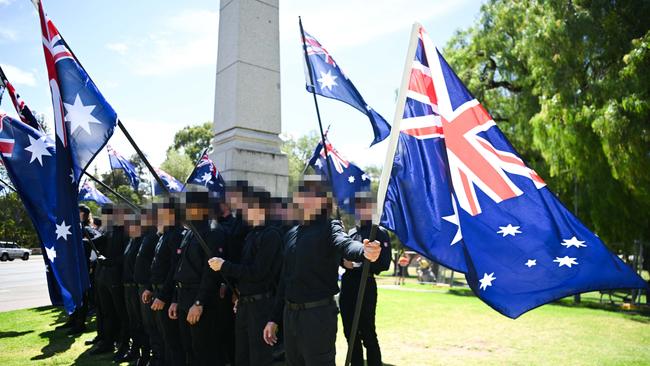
<box><xmin>78</xmin><ymin>204</ymin><xmax>91</xmax><ymax>215</ymax></box>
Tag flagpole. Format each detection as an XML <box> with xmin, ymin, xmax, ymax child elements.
<box><xmin>83</xmin><ymin>172</ymin><xmax>139</xmax><ymax>212</ymax></box>
<box><xmin>343</xmin><ymin>23</ymin><xmax>422</xmax><ymax>366</ymax></box>
<box><xmin>0</xmin><ymin>177</ymin><xmax>17</xmax><ymax>193</ymax></box>
<box><xmin>298</xmin><ymin>17</ymin><xmax>340</xmax><ymax>219</ymax></box>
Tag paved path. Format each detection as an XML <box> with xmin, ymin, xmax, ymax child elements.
<box><xmin>0</xmin><ymin>255</ymin><xmax>50</xmax><ymax>312</ymax></box>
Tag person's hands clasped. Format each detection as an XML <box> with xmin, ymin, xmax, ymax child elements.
<box><xmin>363</xmin><ymin>239</ymin><xmax>381</xmax><ymax>262</ymax></box>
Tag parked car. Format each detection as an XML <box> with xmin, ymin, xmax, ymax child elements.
<box><xmin>0</xmin><ymin>241</ymin><xmax>31</xmax><ymax>261</ymax></box>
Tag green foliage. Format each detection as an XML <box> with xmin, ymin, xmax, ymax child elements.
<box><xmin>281</xmin><ymin>131</ymin><xmax>321</xmax><ymax>193</ymax></box>
<box><xmin>160</xmin><ymin>148</ymin><xmax>194</xmax><ymax>184</ymax></box>
<box><xmin>444</xmin><ymin>0</ymin><xmax>650</xmax><ymax>250</ymax></box>
<box><xmin>0</xmin><ymin>192</ymin><xmax>39</xmax><ymax>248</ymax></box>
<box><xmin>169</xmin><ymin>121</ymin><xmax>213</xmax><ymax>161</ymax></box>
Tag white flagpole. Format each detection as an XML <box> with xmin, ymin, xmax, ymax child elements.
<box><xmin>344</xmin><ymin>22</ymin><xmax>423</xmax><ymax>366</ymax></box>
<box><xmin>373</xmin><ymin>22</ymin><xmax>422</xmax><ymax>225</ymax></box>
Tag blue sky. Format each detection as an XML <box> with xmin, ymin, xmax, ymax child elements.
<box><xmin>0</xmin><ymin>0</ymin><xmax>483</xmax><ymax>173</ymax></box>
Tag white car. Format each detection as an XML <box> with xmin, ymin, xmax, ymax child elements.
<box><xmin>0</xmin><ymin>241</ymin><xmax>31</xmax><ymax>261</ymax></box>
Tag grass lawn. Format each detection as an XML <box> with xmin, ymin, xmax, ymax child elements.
<box><xmin>0</xmin><ymin>287</ymin><xmax>648</xmax><ymax>365</ymax></box>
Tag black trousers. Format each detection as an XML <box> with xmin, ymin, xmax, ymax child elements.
<box><xmin>177</xmin><ymin>288</ymin><xmax>219</xmax><ymax>366</ymax></box>
<box><xmin>139</xmin><ymin>285</ymin><xmax>163</xmax><ymax>363</ymax></box>
<box><xmin>283</xmin><ymin>301</ymin><xmax>338</xmax><ymax>366</ymax></box>
<box><xmin>96</xmin><ymin>280</ymin><xmax>129</xmax><ymax>347</ymax></box>
<box><xmin>340</xmin><ymin>275</ymin><xmax>382</xmax><ymax>366</ymax></box>
<box><xmin>124</xmin><ymin>284</ymin><xmax>147</xmax><ymax>353</ymax></box>
<box><xmin>235</xmin><ymin>297</ymin><xmax>275</xmax><ymax>366</ymax></box>
<box><xmin>215</xmin><ymin>293</ymin><xmax>236</xmax><ymax>365</ymax></box>
<box><xmin>154</xmin><ymin>301</ymin><xmax>184</xmax><ymax>366</ymax></box>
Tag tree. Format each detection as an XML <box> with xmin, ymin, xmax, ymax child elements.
<box><xmin>161</xmin><ymin>148</ymin><xmax>194</xmax><ymax>184</ymax></box>
<box><xmin>169</xmin><ymin>122</ymin><xmax>213</xmax><ymax>161</ymax></box>
<box><xmin>281</xmin><ymin>131</ymin><xmax>321</xmax><ymax>193</ymax></box>
<box><xmin>444</xmin><ymin>0</ymin><xmax>650</xmax><ymax>252</ymax></box>
<box><xmin>0</xmin><ymin>192</ymin><xmax>39</xmax><ymax>248</ymax></box>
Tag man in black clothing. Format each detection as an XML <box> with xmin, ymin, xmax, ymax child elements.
<box><xmin>168</xmin><ymin>190</ymin><xmax>222</xmax><ymax>366</ymax></box>
<box><xmin>262</xmin><ymin>176</ymin><xmax>381</xmax><ymax>366</ymax></box>
<box><xmin>149</xmin><ymin>196</ymin><xmax>185</xmax><ymax>366</ymax></box>
<box><xmin>209</xmin><ymin>189</ymin><xmax>283</xmax><ymax>366</ymax></box>
<box><xmin>135</xmin><ymin>204</ymin><xmax>163</xmax><ymax>366</ymax></box>
<box><xmin>118</xmin><ymin>212</ymin><xmax>148</xmax><ymax>363</ymax></box>
<box><xmin>340</xmin><ymin>193</ymin><xmax>392</xmax><ymax>366</ymax></box>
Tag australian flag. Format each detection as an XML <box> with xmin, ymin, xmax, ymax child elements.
<box><xmin>78</xmin><ymin>179</ymin><xmax>112</xmax><ymax>205</ymax></box>
<box><xmin>187</xmin><ymin>152</ymin><xmax>225</xmax><ymax>197</ymax></box>
<box><xmin>308</xmin><ymin>135</ymin><xmax>370</xmax><ymax>214</ymax></box>
<box><xmin>0</xmin><ymin>114</ymin><xmax>64</xmax><ymax>308</ymax></box>
<box><xmin>302</xmin><ymin>29</ymin><xmax>390</xmax><ymax>146</ymax></box>
<box><xmin>153</xmin><ymin>167</ymin><xmax>184</xmax><ymax>196</ymax></box>
<box><xmin>0</xmin><ymin>68</ymin><xmax>41</xmax><ymax>131</ymax></box>
<box><xmin>38</xmin><ymin>0</ymin><xmax>118</xmax><ymax>313</ymax></box>
<box><xmin>381</xmin><ymin>26</ymin><xmax>646</xmax><ymax>318</ymax></box>
<box><xmin>107</xmin><ymin>145</ymin><xmax>139</xmax><ymax>190</ymax></box>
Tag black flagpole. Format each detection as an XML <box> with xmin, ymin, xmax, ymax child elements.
<box><xmin>0</xmin><ymin>176</ymin><xmax>17</xmax><ymax>193</ymax></box>
<box><xmin>83</xmin><ymin>172</ymin><xmax>139</xmax><ymax>212</ymax></box>
<box><xmin>298</xmin><ymin>17</ymin><xmax>341</xmax><ymax>220</ymax></box>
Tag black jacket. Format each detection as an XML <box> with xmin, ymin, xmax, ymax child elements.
<box><xmin>345</xmin><ymin>224</ymin><xmax>392</xmax><ymax>277</ymax></box>
<box><xmin>150</xmin><ymin>226</ymin><xmax>186</xmax><ymax>302</ymax></box>
<box><xmin>134</xmin><ymin>229</ymin><xmax>160</xmax><ymax>287</ymax></box>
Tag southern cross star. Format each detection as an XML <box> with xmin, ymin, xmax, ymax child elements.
<box><xmin>442</xmin><ymin>195</ymin><xmax>462</xmax><ymax>246</ymax></box>
<box><xmin>25</xmin><ymin>135</ymin><xmax>52</xmax><ymax>166</ymax></box>
<box><xmin>45</xmin><ymin>246</ymin><xmax>57</xmax><ymax>262</ymax></box>
<box><xmin>317</xmin><ymin>70</ymin><xmax>338</xmax><ymax>91</ymax></box>
<box><xmin>55</xmin><ymin>221</ymin><xmax>72</xmax><ymax>241</ymax></box>
<box><xmin>348</xmin><ymin>176</ymin><xmax>355</xmax><ymax>183</ymax></box>
<box><xmin>561</xmin><ymin>236</ymin><xmax>587</xmax><ymax>249</ymax></box>
<box><xmin>479</xmin><ymin>272</ymin><xmax>496</xmax><ymax>290</ymax></box>
<box><xmin>497</xmin><ymin>224</ymin><xmax>522</xmax><ymax>237</ymax></box>
<box><xmin>524</xmin><ymin>259</ymin><xmax>537</xmax><ymax>268</ymax></box>
<box><xmin>553</xmin><ymin>256</ymin><xmax>578</xmax><ymax>268</ymax></box>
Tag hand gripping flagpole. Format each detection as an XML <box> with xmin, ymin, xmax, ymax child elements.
<box><xmin>344</xmin><ymin>23</ymin><xmax>422</xmax><ymax>366</ymax></box>
<box><xmin>298</xmin><ymin>17</ymin><xmax>341</xmax><ymax>220</ymax></box>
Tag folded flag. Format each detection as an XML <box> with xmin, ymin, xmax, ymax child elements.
<box><xmin>380</xmin><ymin>24</ymin><xmax>646</xmax><ymax>318</ymax></box>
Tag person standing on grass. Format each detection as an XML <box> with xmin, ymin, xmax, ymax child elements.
<box><xmin>262</xmin><ymin>175</ymin><xmax>381</xmax><ymax>366</ymax></box>
<box><xmin>396</xmin><ymin>253</ymin><xmax>410</xmax><ymax>286</ymax></box>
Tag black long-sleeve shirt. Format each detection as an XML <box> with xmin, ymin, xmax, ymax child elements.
<box><xmin>150</xmin><ymin>226</ymin><xmax>186</xmax><ymax>302</ymax></box>
<box><xmin>134</xmin><ymin>229</ymin><xmax>160</xmax><ymax>288</ymax></box>
<box><xmin>220</xmin><ymin>226</ymin><xmax>283</xmax><ymax>297</ymax></box>
<box><xmin>345</xmin><ymin>224</ymin><xmax>392</xmax><ymax>278</ymax></box>
<box><xmin>123</xmin><ymin>236</ymin><xmax>144</xmax><ymax>283</ymax></box>
<box><xmin>271</xmin><ymin>218</ymin><xmax>365</xmax><ymax>324</ymax></box>
<box><xmin>173</xmin><ymin>222</ymin><xmax>225</xmax><ymax>306</ymax></box>
<box><xmin>96</xmin><ymin>226</ymin><xmax>128</xmax><ymax>284</ymax></box>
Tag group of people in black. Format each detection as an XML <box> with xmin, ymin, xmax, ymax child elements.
<box><xmin>64</xmin><ymin>175</ymin><xmax>391</xmax><ymax>366</ymax></box>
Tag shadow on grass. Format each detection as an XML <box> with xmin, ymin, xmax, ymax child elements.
<box><xmin>31</xmin><ymin>328</ymin><xmax>76</xmax><ymax>361</ymax></box>
<box><xmin>0</xmin><ymin>330</ymin><xmax>33</xmax><ymax>339</ymax></box>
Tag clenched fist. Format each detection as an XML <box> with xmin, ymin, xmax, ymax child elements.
<box><xmin>363</xmin><ymin>239</ymin><xmax>381</xmax><ymax>262</ymax></box>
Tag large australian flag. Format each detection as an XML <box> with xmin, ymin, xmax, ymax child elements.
<box><xmin>308</xmin><ymin>135</ymin><xmax>370</xmax><ymax>214</ymax></box>
<box><xmin>0</xmin><ymin>114</ymin><xmax>64</xmax><ymax>307</ymax></box>
<box><xmin>302</xmin><ymin>29</ymin><xmax>390</xmax><ymax>146</ymax></box>
<box><xmin>187</xmin><ymin>152</ymin><xmax>225</xmax><ymax>197</ymax></box>
<box><xmin>38</xmin><ymin>0</ymin><xmax>118</xmax><ymax>313</ymax></box>
<box><xmin>107</xmin><ymin>145</ymin><xmax>139</xmax><ymax>190</ymax></box>
<box><xmin>381</xmin><ymin>26</ymin><xmax>646</xmax><ymax>318</ymax></box>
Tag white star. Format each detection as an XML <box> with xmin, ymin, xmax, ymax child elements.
<box><xmin>314</xmin><ymin>159</ymin><xmax>323</xmax><ymax>168</ymax></box>
<box><xmin>561</xmin><ymin>236</ymin><xmax>587</xmax><ymax>249</ymax></box>
<box><xmin>200</xmin><ymin>172</ymin><xmax>212</xmax><ymax>184</ymax></box>
<box><xmin>524</xmin><ymin>259</ymin><xmax>537</xmax><ymax>268</ymax></box>
<box><xmin>348</xmin><ymin>176</ymin><xmax>355</xmax><ymax>183</ymax></box>
<box><xmin>361</xmin><ymin>173</ymin><xmax>369</xmax><ymax>181</ymax></box>
<box><xmin>166</xmin><ymin>179</ymin><xmax>180</xmax><ymax>191</ymax></box>
<box><xmin>442</xmin><ymin>195</ymin><xmax>462</xmax><ymax>245</ymax></box>
<box><xmin>64</xmin><ymin>94</ymin><xmax>101</xmax><ymax>135</ymax></box>
<box><xmin>24</xmin><ymin>135</ymin><xmax>52</xmax><ymax>166</ymax></box>
<box><xmin>479</xmin><ymin>272</ymin><xmax>496</xmax><ymax>290</ymax></box>
<box><xmin>497</xmin><ymin>224</ymin><xmax>522</xmax><ymax>237</ymax></box>
<box><xmin>554</xmin><ymin>256</ymin><xmax>578</xmax><ymax>268</ymax></box>
<box><xmin>45</xmin><ymin>246</ymin><xmax>57</xmax><ymax>262</ymax></box>
<box><xmin>55</xmin><ymin>221</ymin><xmax>71</xmax><ymax>241</ymax></box>
<box><xmin>84</xmin><ymin>192</ymin><xmax>92</xmax><ymax>199</ymax></box>
<box><xmin>317</xmin><ymin>70</ymin><xmax>338</xmax><ymax>91</ymax></box>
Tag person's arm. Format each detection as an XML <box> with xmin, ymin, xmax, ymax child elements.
<box><xmin>220</xmin><ymin>230</ymin><xmax>282</xmax><ymax>281</ymax></box>
<box><xmin>330</xmin><ymin>220</ymin><xmax>365</xmax><ymax>262</ymax></box>
<box><xmin>269</xmin><ymin>262</ymin><xmax>285</xmax><ymax>325</ymax></box>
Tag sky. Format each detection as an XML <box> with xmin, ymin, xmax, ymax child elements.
<box><xmin>0</xmin><ymin>0</ymin><xmax>484</xmax><ymax>174</ymax></box>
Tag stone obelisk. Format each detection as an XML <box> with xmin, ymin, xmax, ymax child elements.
<box><xmin>211</xmin><ymin>0</ymin><xmax>288</xmax><ymax>196</ymax></box>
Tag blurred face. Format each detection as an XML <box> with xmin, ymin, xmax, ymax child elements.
<box><xmin>219</xmin><ymin>202</ymin><xmax>231</xmax><ymax>218</ymax></box>
<box><xmin>243</xmin><ymin>204</ymin><xmax>266</xmax><ymax>226</ymax></box>
<box><xmin>101</xmin><ymin>212</ymin><xmax>114</xmax><ymax>227</ymax></box>
<box><xmin>141</xmin><ymin>211</ymin><xmax>154</xmax><ymax>227</ymax></box>
<box><xmin>157</xmin><ymin>208</ymin><xmax>175</xmax><ymax>228</ymax></box>
<box><xmin>113</xmin><ymin>209</ymin><xmax>126</xmax><ymax>226</ymax></box>
<box><xmin>225</xmin><ymin>191</ymin><xmax>243</xmax><ymax>213</ymax></box>
<box><xmin>293</xmin><ymin>190</ymin><xmax>328</xmax><ymax>223</ymax></box>
<box><xmin>355</xmin><ymin>200</ymin><xmax>374</xmax><ymax>222</ymax></box>
<box><xmin>185</xmin><ymin>205</ymin><xmax>209</xmax><ymax>222</ymax></box>
<box><xmin>79</xmin><ymin>211</ymin><xmax>89</xmax><ymax>223</ymax></box>
<box><xmin>127</xmin><ymin>222</ymin><xmax>142</xmax><ymax>237</ymax></box>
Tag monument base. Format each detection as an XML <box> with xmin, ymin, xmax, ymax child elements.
<box><xmin>211</xmin><ymin>127</ymin><xmax>288</xmax><ymax>197</ymax></box>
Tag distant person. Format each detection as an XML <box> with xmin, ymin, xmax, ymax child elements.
<box><xmin>396</xmin><ymin>253</ymin><xmax>409</xmax><ymax>285</ymax></box>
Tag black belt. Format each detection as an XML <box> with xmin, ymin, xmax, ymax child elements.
<box><xmin>239</xmin><ymin>291</ymin><xmax>273</xmax><ymax>304</ymax></box>
<box><xmin>175</xmin><ymin>282</ymin><xmax>199</xmax><ymax>289</ymax></box>
<box><xmin>152</xmin><ymin>284</ymin><xmax>164</xmax><ymax>290</ymax></box>
<box><xmin>286</xmin><ymin>297</ymin><xmax>334</xmax><ymax>311</ymax></box>
<box><xmin>123</xmin><ymin>283</ymin><xmax>137</xmax><ymax>288</ymax></box>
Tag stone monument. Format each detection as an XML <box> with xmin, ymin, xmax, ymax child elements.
<box><xmin>211</xmin><ymin>0</ymin><xmax>288</xmax><ymax>196</ymax></box>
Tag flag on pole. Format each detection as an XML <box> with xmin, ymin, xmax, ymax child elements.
<box><xmin>78</xmin><ymin>178</ymin><xmax>112</xmax><ymax>205</ymax></box>
<box><xmin>308</xmin><ymin>134</ymin><xmax>370</xmax><ymax>214</ymax></box>
<box><xmin>0</xmin><ymin>67</ymin><xmax>41</xmax><ymax>130</ymax></box>
<box><xmin>0</xmin><ymin>113</ymin><xmax>63</xmax><ymax>307</ymax></box>
<box><xmin>37</xmin><ymin>0</ymin><xmax>119</xmax><ymax>313</ymax></box>
<box><xmin>302</xmin><ymin>29</ymin><xmax>391</xmax><ymax>146</ymax></box>
<box><xmin>186</xmin><ymin>152</ymin><xmax>225</xmax><ymax>196</ymax></box>
<box><xmin>107</xmin><ymin>145</ymin><xmax>139</xmax><ymax>190</ymax></box>
<box><xmin>152</xmin><ymin>167</ymin><xmax>184</xmax><ymax>196</ymax></box>
<box><xmin>378</xmin><ymin>24</ymin><xmax>646</xmax><ymax>318</ymax></box>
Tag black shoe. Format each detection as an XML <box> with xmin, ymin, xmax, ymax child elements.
<box><xmin>85</xmin><ymin>336</ymin><xmax>102</xmax><ymax>346</ymax></box>
<box><xmin>67</xmin><ymin>324</ymin><xmax>86</xmax><ymax>335</ymax></box>
<box><xmin>89</xmin><ymin>342</ymin><xmax>113</xmax><ymax>355</ymax></box>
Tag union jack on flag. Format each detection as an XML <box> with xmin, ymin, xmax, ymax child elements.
<box><xmin>187</xmin><ymin>152</ymin><xmax>225</xmax><ymax>196</ymax></box>
<box><xmin>0</xmin><ymin>116</ymin><xmax>15</xmax><ymax>158</ymax></box>
<box><xmin>0</xmin><ymin>68</ymin><xmax>41</xmax><ymax>131</ymax></box>
<box><xmin>381</xmin><ymin>24</ymin><xmax>646</xmax><ymax>318</ymax></box>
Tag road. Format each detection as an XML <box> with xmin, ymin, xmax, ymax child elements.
<box><xmin>0</xmin><ymin>255</ymin><xmax>51</xmax><ymax>312</ymax></box>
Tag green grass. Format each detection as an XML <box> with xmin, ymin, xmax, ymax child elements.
<box><xmin>0</xmin><ymin>288</ymin><xmax>648</xmax><ymax>366</ymax></box>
